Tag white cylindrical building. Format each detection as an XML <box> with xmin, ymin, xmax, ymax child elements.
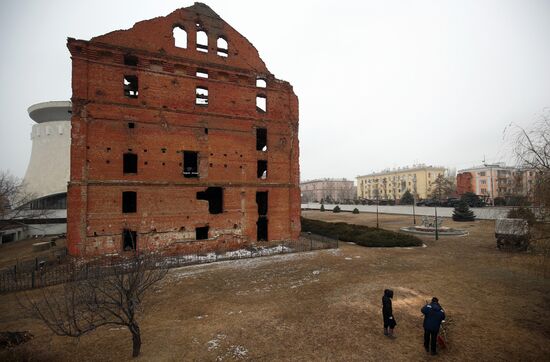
<box><xmin>24</xmin><ymin>101</ymin><xmax>71</xmax><ymax>200</ymax></box>
<box><xmin>23</xmin><ymin>101</ymin><xmax>71</xmax><ymax>236</ymax></box>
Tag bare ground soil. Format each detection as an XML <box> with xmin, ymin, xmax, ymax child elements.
<box><xmin>1</xmin><ymin>211</ymin><xmax>549</xmax><ymax>361</ymax></box>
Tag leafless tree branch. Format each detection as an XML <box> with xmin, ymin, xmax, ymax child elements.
<box><xmin>20</xmin><ymin>252</ymin><xmax>169</xmax><ymax>357</ymax></box>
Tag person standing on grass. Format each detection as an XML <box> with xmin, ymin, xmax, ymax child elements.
<box><xmin>421</xmin><ymin>297</ymin><xmax>446</xmax><ymax>355</ymax></box>
<box><xmin>382</xmin><ymin>289</ymin><xmax>396</xmax><ymax>337</ymax></box>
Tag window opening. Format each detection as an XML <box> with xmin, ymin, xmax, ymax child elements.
<box><xmin>256</xmin><ymin>191</ymin><xmax>268</xmax><ymax>216</ymax></box>
<box><xmin>256</xmin><ymin>94</ymin><xmax>266</xmax><ymax>112</ymax></box>
<box><xmin>128</xmin><ymin>122</ymin><xmax>135</xmax><ymax>129</ymax></box>
<box><xmin>256</xmin><ymin>78</ymin><xmax>267</xmax><ymax>88</ymax></box>
<box><xmin>257</xmin><ymin>217</ymin><xmax>268</xmax><ymax>241</ymax></box>
<box><xmin>123</xmin><ymin>229</ymin><xmax>137</xmax><ymax>251</ymax></box>
<box><xmin>196</xmin><ymin>69</ymin><xmax>208</xmax><ymax>78</ymax></box>
<box><xmin>196</xmin><ymin>30</ymin><xmax>208</xmax><ymax>52</ymax></box>
<box><xmin>256</xmin><ymin>128</ymin><xmax>267</xmax><ymax>151</ymax></box>
<box><xmin>196</xmin><ymin>226</ymin><xmax>209</xmax><ymax>240</ymax></box>
<box><xmin>123</xmin><ymin>75</ymin><xmax>138</xmax><ymax>98</ymax></box>
<box><xmin>196</xmin><ymin>187</ymin><xmax>223</xmax><ymax>214</ymax></box>
<box><xmin>217</xmin><ymin>37</ymin><xmax>228</xmax><ymax>57</ymax></box>
<box><xmin>196</xmin><ymin>87</ymin><xmax>208</xmax><ymax>105</ymax></box>
<box><xmin>257</xmin><ymin>160</ymin><xmax>267</xmax><ymax>179</ymax></box>
<box><xmin>123</xmin><ymin>153</ymin><xmax>138</xmax><ymax>174</ymax></box>
<box><xmin>122</xmin><ymin>191</ymin><xmax>137</xmax><ymax>213</ymax></box>
<box><xmin>204</xmin><ymin>128</ymin><xmax>208</xmax><ymax>134</ymax></box>
<box><xmin>173</xmin><ymin>26</ymin><xmax>187</xmax><ymax>48</ymax></box>
<box><xmin>124</xmin><ymin>54</ymin><xmax>138</xmax><ymax>67</ymax></box>
<box><xmin>183</xmin><ymin>151</ymin><xmax>199</xmax><ymax>178</ymax></box>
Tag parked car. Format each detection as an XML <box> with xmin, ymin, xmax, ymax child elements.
<box><xmin>442</xmin><ymin>198</ymin><xmax>460</xmax><ymax>207</ymax></box>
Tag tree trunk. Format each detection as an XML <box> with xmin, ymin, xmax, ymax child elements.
<box><xmin>130</xmin><ymin>323</ymin><xmax>141</xmax><ymax>357</ymax></box>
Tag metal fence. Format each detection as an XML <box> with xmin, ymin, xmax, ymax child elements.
<box><xmin>0</xmin><ymin>234</ymin><xmax>337</xmax><ymax>293</ymax></box>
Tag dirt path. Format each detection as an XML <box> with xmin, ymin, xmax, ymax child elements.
<box><xmin>1</xmin><ymin>212</ymin><xmax>549</xmax><ymax>361</ymax></box>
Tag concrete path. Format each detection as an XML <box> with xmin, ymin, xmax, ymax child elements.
<box><xmin>301</xmin><ymin>203</ymin><xmax>510</xmax><ymax>220</ymax></box>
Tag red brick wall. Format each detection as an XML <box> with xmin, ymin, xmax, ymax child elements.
<box><xmin>67</xmin><ymin>3</ymin><xmax>300</xmax><ymax>256</ymax></box>
<box><xmin>456</xmin><ymin>172</ymin><xmax>473</xmax><ymax>196</ymax></box>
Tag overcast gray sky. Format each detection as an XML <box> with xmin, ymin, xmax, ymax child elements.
<box><xmin>1</xmin><ymin>0</ymin><xmax>549</xmax><ymax>182</ymax></box>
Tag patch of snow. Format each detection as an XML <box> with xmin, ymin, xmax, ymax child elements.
<box><xmin>422</xmin><ymin>243</ymin><xmax>428</xmax><ymax>248</ymax></box>
<box><xmin>231</xmin><ymin>345</ymin><xmax>248</xmax><ymax>359</ymax></box>
<box><xmin>325</xmin><ymin>248</ymin><xmax>341</xmax><ymax>256</ymax></box>
<box><xmin>170</xmin><ymin>249</ymin><xmax>318</xmax><ymax>277</ymax></box>
<box><xmin>108</xmin><ymin>327</ymin><xmax>125</xmax><ymax>331</ymax></box>
<box><xmin>354</xmin><ymin>256</ymin><xmax>361</xmax><ymax>259</ymax></box>
<box><xmin>195</xmin><ymin>314</ymin><xmax>208</xmax><ymax>320</ymax></box>
<box><xmin>207</xmin><ymin>333</ymin><xmax>226</xmax><ymax>351</ymax></box>
<box><xmin>347</xmin><ymin>242</ymin><xmax>356</xmax><ymax>245</ymax></box>
<box><xmin>345</xmin><ymin>257</ymin><xmax>353</xmax><ymax>260</ymax></box>
<box><xmin>312</xmin><ymin>270</ymin><xmax>320</xmax><ymax>275</ymax></box>
<box><xmin>225</xmin><ymin>249</ymin><xmax>252</xmax><ymax>258</ymax></box>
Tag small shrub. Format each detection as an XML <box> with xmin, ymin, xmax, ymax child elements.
<box><xmin>506</xmin><ymin>196</ymin><xmax>529</xmax><ymax>207</ymax></box>
<box><xmin>320</xmin><ymin>204</ymin><xmax>325</xmax><ymax>212</ymax></box>
<box><xmin>333</xmin><ymin>205</ymin><xmax>341</xmax><ymax>213</ymax></box>
<box><xmin>352</xmin><ymin>208</ymin><xmax>360</xmax><ymax>214</ymax></box>
<box><xmin>507</xmin><ymin>207</ymin><xmax>536</xmax><ymax>226</ymax></box>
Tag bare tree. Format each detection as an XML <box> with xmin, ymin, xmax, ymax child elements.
<box><xmin>22</xmin><ymin>252</ymin><xmax>168</xmax><ymax>357</ymax></box>
<box><xmin>504</xmin><ymin>116</ymin><xmax>550</xmax><ymax>268</ymax></box>
<box><xmin>508</xmin><ymin>116</ymin><xmax>550</xmax><ymax>217</ymax></box>
<box><xmin>429</xmin><ymin>174</ymin><xmax>455</xmax><ymax>201</ymax></box>
<box><xmin>0</xmin><ymin>170</ymin><xmax>50</xmax><ymax>231</ymax></box>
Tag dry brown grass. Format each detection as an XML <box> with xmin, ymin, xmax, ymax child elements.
<box><xmin>1</xmin><ymin>212</ymin><xmax>549</xmax><ymax>361</ymax></box>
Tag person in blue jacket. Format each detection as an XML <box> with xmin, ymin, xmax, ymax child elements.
<box><xmin>421</xmin><ymin>297</ymin><xmax>446</xmax><ymax>355</ymax></box>
<box><xmin>382</xmin><ymin>289</ymin><xmax>396</xmax><ymax>337</ymax></box>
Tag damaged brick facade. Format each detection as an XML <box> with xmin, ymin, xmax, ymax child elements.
<box><xmin>66</xmin><ymin>3</ymin><xmax>300</xmax><ymax>256</ymax></box>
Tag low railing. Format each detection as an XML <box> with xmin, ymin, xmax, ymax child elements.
<box><xmin>0</xmin><ymin>235</ymin><xmax>338</xmax><ymax>293</ymax></box>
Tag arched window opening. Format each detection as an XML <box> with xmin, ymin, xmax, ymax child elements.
<box><xmin>217</xmin><ymin>37</ymin><xmax>228</xmax><ymax>57</ymax></box>
<box><xmin>123</xmin><ymin>75</ymin><xmax>138</xmax><ymax>98</ymax></box>
<box><xmin>256</xmin><ymin>78</ymin><xmax>267</xmax><ymax>88</ymax></box>
<box><xmin>196</xmin><ymin>87</ymin><xmax>208</xmax><ymax>105</ymax></box>
<box><xmin>256</xmin><ymin>94</ymin><xmax>267</xmax><ymax>113</ymax></box>
<box><xmin>196</xmin><ymin>31</ymin><xmax>208</xmax><ymax>52</ymax></box>
<box><xmin>173</xmin><ymin>26</ymin><xmax>187</xmax><ymax>49</ymax></box>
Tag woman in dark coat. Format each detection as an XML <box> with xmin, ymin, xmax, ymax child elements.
<box><xmin>382</xmin><ymin>289</ymin><xmax>396</xmax><ymax>337</ymax></box>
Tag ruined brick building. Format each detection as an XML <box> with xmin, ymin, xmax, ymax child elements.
<box><xmin>66</xmin><ymin>3</ymin><xmax>300</xmax><ymax>256</ymax></box>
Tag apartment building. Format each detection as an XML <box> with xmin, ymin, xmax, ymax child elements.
<box><xmin>457</xmin><ymin>163</ymin><xmax>536</xmax><ymax>201</ymax></box>
<box><xmin>356</xmin><ymin>165</ymin><xmax>445</xmax><ymax>200</ymax></box>
<box><xmin>300</xmin><ymin>179</ymin><xmax>356</xmax><ymax>203</ymax></box>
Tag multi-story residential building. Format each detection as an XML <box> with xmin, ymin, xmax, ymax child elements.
<box><xmin>300</xmin><ymin>179</ymin><xmax>356</xmax><ymax>203</ymax></box>
<box><xmin>356</xmin><ymin>165</ymin><xmax>445</xmax><ymax>201</ymax></box>
<box><xmin>456</xmin><ymin>163</ymin><xmax>536</xmax><ymax>201</ymax></box>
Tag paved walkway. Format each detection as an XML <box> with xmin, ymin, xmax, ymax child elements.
<box><xmin>301</xmin><ymin>203</ymin><xmax>510</xmax><ymax>220</ymax></box>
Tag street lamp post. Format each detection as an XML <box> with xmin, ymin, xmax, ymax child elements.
<box><xmin>412</xmin><ymin>175</ymin><xmax>417</xmax><ymax>225</ymax></box>
<box><xmin>434</xmin><ymin>204</ymin><xmax>439</xmax><ymax>240</ymax></box>
<box><xmin>412</xmin><ymin>195</ymin><xmax>416</xmax><ymax>225</ymax></box>
<box><xmin>376</xmin><ymin>193</ymin><xmax>380</xmax><ymax>229</ymax></box>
